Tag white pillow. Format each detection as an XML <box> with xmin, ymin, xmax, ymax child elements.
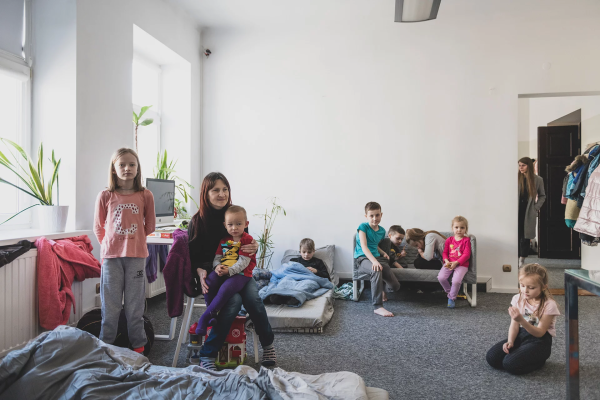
<box><xmin>280</xmin><ymin>245</ymin><xmax>338</xmax><ymax>286</ymax></box>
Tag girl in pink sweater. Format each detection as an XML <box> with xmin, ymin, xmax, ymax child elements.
<box><xmin>438</xmin><ymin>216</ymin><xmax>471</xmax><ymax>309</ymax></box>
<box><xmin>93</xmin><ymin>148</ymin><xmax>155</xmax><ymax>354</ymax></box>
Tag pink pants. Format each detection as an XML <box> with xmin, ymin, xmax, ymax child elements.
<box><xmin>437</xmin><ymin>265</ymin><xmax>468</xmax><ymax>300</ymax></box>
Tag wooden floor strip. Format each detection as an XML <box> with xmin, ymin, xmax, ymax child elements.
<box><xmin>549</xmin><ymin>288</ymin><xmax>596</xmax><ymax>296</ymax></box>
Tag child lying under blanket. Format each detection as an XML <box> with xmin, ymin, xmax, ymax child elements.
<box><xmin>257</xmin><ymin>262</ymin><xmax>333</xmax><ymax>306</ymax></box>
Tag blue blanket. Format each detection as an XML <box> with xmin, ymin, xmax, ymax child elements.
<box><xmin>258</xmin><ymin>262</ymin><xmax>333</xmax><ymax>307</ymax></box>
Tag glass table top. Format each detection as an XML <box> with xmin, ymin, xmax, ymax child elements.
<box><xmin>565</xmin><ymin>269</ymin><xmax>600</xmax><ymax>287</ymax></box>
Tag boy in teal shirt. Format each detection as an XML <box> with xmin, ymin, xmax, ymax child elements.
<box><xmin>354</xmin><ymin>202</ymin><xmax>401</xmax><ymax>317</ymax></box>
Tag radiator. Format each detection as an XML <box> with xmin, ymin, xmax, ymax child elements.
<box><xmin>0</xmin><ymin>249</ymin><xmax>83</xmax><ymax>358</ymax></box>
<box><xmin>146</xmin><ymin>267</ymin><xmax>167</xmax><ymax>298</ymax></box>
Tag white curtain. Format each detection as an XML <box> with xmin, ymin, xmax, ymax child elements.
<box><xmin>0</xmin><ymin>0</ymin><xmax>25</xmax><ymax>58</ymax></box>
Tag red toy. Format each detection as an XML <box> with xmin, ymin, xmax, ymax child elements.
<box><xmin>205</xmin><ymin>315</ymin><xmax>247</xmax><ymax>368</ymax></box>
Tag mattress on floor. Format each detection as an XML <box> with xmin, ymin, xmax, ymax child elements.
<box><xmin>262</xmin><ymin>289</ymin><xmax>334</xmax><ymax>332</ymax></box>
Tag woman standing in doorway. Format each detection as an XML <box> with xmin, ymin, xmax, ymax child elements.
<box><xmin>518</xmin><ymin>157</ymin><xmax>546</xmax><ymax>268</ymax></box>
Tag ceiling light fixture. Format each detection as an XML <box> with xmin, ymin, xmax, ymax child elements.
<box><xmin>395</xmin><ymin>0</ymin><xmax>441</xmax><ymax>23</ymax></box>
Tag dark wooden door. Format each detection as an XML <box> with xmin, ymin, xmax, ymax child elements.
<box><xmin>538</xmin><ymin>125</ymin><xmax>581</xmax><ymax>259</ymax></box>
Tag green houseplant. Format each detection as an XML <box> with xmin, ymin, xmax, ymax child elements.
<box><xmin>0</xmin><ymin>138</ymin><xmax>67</xmax><ymax>231</ymax></box>
<box><xmin>133</xmin><ymin>105</ymin><xmax>154</xmax><ymax>152</ymax></box>
<box><xmin>154</xmin><ymin>150</ymin><xmax>198</xmax><ymax>209</ymax></box>
<box><xmin>254</xmin><ymin>198</ymin><xmax>286</xmax><ymax>270</ymax></box>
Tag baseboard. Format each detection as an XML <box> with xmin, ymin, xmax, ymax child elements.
<box><xmin>337</xmin><ymin>272</ymin><xmax>353</xmax><ymax>280</ymax></box>
<box><xmin>490</xmin><ymin>287</ymin><xmax>519</xmax><ymax>294</ymax></box>
<box><xmin>477</xmin><ymin>276</ymin><xmax>492</xmax><ymax>293</ymax></box>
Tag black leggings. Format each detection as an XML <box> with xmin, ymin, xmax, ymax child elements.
<box><xmin>413</xmin><ymin>255</ymin><xmax>442</xmax><ymax>270</ymax></box>
<box><xmin>486</xmin><ymin>328</ymin><xmax>552</xmax><ymax>375</ymax></box>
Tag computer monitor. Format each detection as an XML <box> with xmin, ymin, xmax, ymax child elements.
<box><xmin>146</xmin><ymin>178</ymin><xmax>175</xmax><ymax>226</ymax></box>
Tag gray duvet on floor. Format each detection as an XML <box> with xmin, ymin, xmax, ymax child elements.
<box><xmin>0</xmin><ymin>326</ymin><xmax>372</xmax><ymax>400</ymax></box>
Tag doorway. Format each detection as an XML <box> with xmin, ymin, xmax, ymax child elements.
<box><xmin>537</xmin><ymin>124</ymin><xmax>581</xmax><ymax>260</ymax></box>
<box><xmin>516</xmin><ymin>94</ymin><xmax>600</xmax><ymax>290</ymax></box>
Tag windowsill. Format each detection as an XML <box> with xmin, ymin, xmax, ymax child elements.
<box><xmin>0</xmin><ymin>229</ymin><xmax>93</xmax><ymax>247</ymax></box>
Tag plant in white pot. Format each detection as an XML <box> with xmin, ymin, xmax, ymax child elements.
<box><xmin>0</xmin><ymin>138</ymin><xmax>67</xmax><ymax>232</ymax></box>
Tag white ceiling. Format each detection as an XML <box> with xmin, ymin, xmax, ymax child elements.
<box><xmin>164</xmin><ymin>0</ymin><xmax>436</xmax><ymax>31</ymax></box>
<box><xmin>162</xmin><ymin>0</ymin><xmax>599</xmax><ymax>34</ymax></box>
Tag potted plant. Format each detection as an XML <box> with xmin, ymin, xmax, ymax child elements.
<box><xmin>133</xmin><ymin>105</ymin><xmax>154</xmax><ymax>152</ymax></box>
<box><xmin>254</xmin><ymin>198</ymin><xmax>286</xmax><ymax>270</ymax></box>
<box><xmin>154</xmin><ymin>150</ymin><xmax>198</xmax><ymax>209</ymax></box>
<box><xmin>0</xmin><ymin>139</ymin><xmax>67</xmax><ymax>232</ymax></box>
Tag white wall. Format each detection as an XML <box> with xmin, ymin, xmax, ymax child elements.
<box><xmin>201</xmin><ymin>0</ymin><xmax>600</xmax><ymax>291</ymax></box>
<box><xmin>518</xmin><ymin>99</ymin><xmax>530</xmax><ymax>159</ymax></box>
<box><xmin>32</xmin><ymin>0</ymin><xmax>202</xmax><ymax>313</ymax></box>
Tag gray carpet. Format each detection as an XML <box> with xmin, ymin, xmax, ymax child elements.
<box><xmin>525</xmin><ymin>255</ymin><xmax>581</xmax><ymax>289</ymax></box>
<box><xmin>145</xmin><ymin>288</ymin><xmax>600</xmax><ymax>400</ymax></box>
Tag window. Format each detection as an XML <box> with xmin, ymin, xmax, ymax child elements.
<box><xmin>0</xmin><ymin>0</ymin><xmax>31</xmax><ymax>229</ymax></box>
<box><xmin>132</xmin><ymin>55</ymin><xmax>161</xmax><ymax>182</ymax></box>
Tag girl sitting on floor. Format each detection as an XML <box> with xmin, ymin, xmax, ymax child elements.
<box><xmin>486</xmin><ymin>263</ymin><xmax>560</xmax><ymax>375</ymax></box>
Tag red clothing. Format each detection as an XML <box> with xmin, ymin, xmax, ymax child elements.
<box><xmin>442</xmin><ymin>236</ymin><xmax>471</xmax><ymax>268</ymax></box>
<box><xmin>35</xmin><ymin>235</ymin><xmax>101</xmax><ymax>330</ymax></box>
<box><xmin>93</xmin><ymin>190</ymin><xmax>155</xmax><ymax>259</ymax></box>
<box><xmin>215</xmin><ymin>232</ymin><xmax>256</xmax><ymax>277</ymax></box>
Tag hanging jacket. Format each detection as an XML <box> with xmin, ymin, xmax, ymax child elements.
<box><xmin>574</xmin><ymin>167</ymin><xmax>600</xmax><ymax>239</ymax></box>
<box><xmin>163</xmin><ymin>229</ymin><xmax>201</xmax><ymax>318</ymax></box>
<box><xmin>578</xmin><ymin>145</ymin><xmax>600</xmax><ymax>207</ymax></box>
<box><xmin>565</xmin><ymin>199</ymin><xmax>580</xmax><ymax>229</ymax></box>
<box><xmin>35</xmin><ymin>235</ymin><xmax>101</xmax><ymax>330</ymax></box>
<box><xmin>0</xmin><ymin>240</ymin><xmax>33</xmax><ymax>268</ymax></box>
<box><xmin>145</xmin><ymin>244</ymin><xmax>169</xmax><ymax>283</ymax></box>
<box><xmin>566</xmin><ymin>164</ymin><xmax>587</xmax><ymax>200</ymax></box>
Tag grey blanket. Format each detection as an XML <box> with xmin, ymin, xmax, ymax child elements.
<box><xmin>0</xmin><ymin>326</ymin><xmax>372</xmax><ymax>400</ymax></box>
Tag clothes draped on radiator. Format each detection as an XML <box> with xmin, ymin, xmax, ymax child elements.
<box><xmin>0</xmin><ymin>240</ymin><xmax>33</xmax><ymax>268</ymax></box>
<box><xmin>145</xmin><ymin>244</ymin><xmax>168</xmax><ymax>283</ymax></box>
<box><xmin>35</xmin><ymin>235</ymin><xmax>101</xmax><ymax>330</ymax></box>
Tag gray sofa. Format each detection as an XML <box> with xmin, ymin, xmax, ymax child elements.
<box><xmin>352</xmin><ymin>232</ymin><xmax>477</xmax><ymax>307</ymax></box>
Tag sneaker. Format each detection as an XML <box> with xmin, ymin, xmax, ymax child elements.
<box><xmin>133</xmin><ymin>346</ymin><xmax>144</xmax><ymax>354</ymax></box>
<box><xmin>447</xmin><ymin>299</ymin><xmax>456</xmax><ymax>309</ymax></box>
<box><xmin>189</xmin><ymin>352</ymin><xmax>200</xmax><ymax>365</ymax></box>
<box><xmin>261</xmin><ymin>344</ymin><xmax>277</xmax><ymax>367</ymax></box>
<box><xmin>200</xmin><ymin>357</ymin><xmax>217</xmax><ymax>371</ymax></box>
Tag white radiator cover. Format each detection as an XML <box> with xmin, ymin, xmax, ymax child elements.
<box><xmin>0</xmin><ymin>249</ymin><xmax>83</xmax><ymax>358</ymax></box>
<box><xmin>146</xmin><ymin>267</ymin><xmax>167</xmax><ymax>298</ymax></box>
